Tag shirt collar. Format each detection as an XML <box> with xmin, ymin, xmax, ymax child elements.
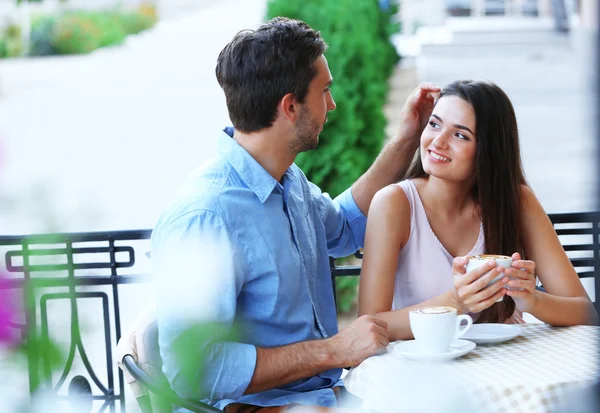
<box><xmin>218</xmin><ymin>128</ymin><xmax>295</xmax><ymax>204</ymax></box>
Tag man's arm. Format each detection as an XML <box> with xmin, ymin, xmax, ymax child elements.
<box><xmin>153</xmin><ymin>210</ymin><xmax>256</xmax><ymax>401</ymax></box>
<box><xmin>245</xmin><ymin>315</ymin><xmax>389</xmax><ymax>395</ymax></box>
<box><xmin>351</xmin><ymin>83</ymin><xmax>440</xmax><ymax>215</ymax></box>
<box><xmin>154</xmin><ymin>210</ymin><xmax>389</xmax><ymax>400</ymax></box>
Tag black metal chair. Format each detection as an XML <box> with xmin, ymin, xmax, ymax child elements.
<box><xmin>120</xmin><ymin>211</ymin><xmax>600</xmax><ymax>412</ymax></box>
<box><xmin>121</xmin><ymin>355</ymin><xmax>221</xmax><ymax>413</ymax></box>
<box><xmin>549</xmin><ymin>212</ymin><xmax>600</xmax><ymax>282</ymax></box>
<box><xmin>329</xmin><ymin>211</ymin><xmax>600</xmax><ymax>303</ymax></box>
<box><xmin>1</xmin><ymin>211</ymin><xmax>598</xmax><ymax>412</ymax></box>
<box><xmin>117</xmin><ymin>315</ymin><xmax>221</xmax><ymax>413</ymax></box>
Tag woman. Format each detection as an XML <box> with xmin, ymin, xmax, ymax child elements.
<box><xmin>358</xmin><ymin>80</ymin><xmax>597</xmax><ymax>341</ymax></box>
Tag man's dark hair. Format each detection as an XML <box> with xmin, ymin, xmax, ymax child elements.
<box><xmin>216</xmin><ymin>17</ymin><xmax>327</xmax><ymax>133</ymax></box>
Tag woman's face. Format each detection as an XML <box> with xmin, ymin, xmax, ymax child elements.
<box><xmin>420</xmin><ymin>95</ymin><xmax>477</xmax><ymax>183</ymax></box>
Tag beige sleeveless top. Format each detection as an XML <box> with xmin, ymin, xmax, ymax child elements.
<box><xmin>391</xmin><ymin>180</ymin><xmax>524</xmax><ymax>324</ymax></box>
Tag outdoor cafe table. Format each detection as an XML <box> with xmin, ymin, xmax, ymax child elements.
<box><xmin>344</xmin><ymin>324</ymin><xmax>599</xmax><ymax>413</ymax></box>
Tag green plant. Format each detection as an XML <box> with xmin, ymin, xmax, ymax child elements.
<box><xmin>0</xmin><ymin>38</ymin><xmax>6</xmax><ymax>58</ymax></box>
<box><xmin>266</xmin><ymin>0</ymin><xmax>400</xmax><ymax>313</ymax></box>
<box><xmin>137</xmin><ymin>2</ymin><xmax>159</xmax><ymax>21</ymax></box>
<box><xmin>119</xmin><ymin>2</ymin><xmax>158</xmax><ymax>35</ymax></box>
<box><xmin>29</xmin><ymin>16</ymin><xmax>57</xmax><ymax>56</ymax></box>
<box><xmin>31</xmin><ymin>7</ymin><xmax>158</xmax><ymax>57</ymax></box>
<box><xmin>52</xmin><ymin>13</ymin><xmax>102</xmax><ymax>55</ymax></box>
<box><xmin>0</xmin><ymin>23</ymin><xmax>24</xmax><ymax>58</ymax></box>
<box><xmin>83</xmin><ymin>11</ymin><xmax>127</xmax><ymax>48</ymax></box>
<box><xmin>4</xmin><ymin>38</ymin><xmax>23</xmax><ymax>57</ymax></box>
<box><xmin>118</xmin><ymin>10</ymin><xmax>155</xmax><ymax>35</ymax></box>
<box><xmin>4</xmin><ymin>23</ymin><xmax>22</xmax><ymax>39</ymax></box>
<box><xmin>335</xmin><ymin>275</ymin><xmax>359</xmax><ymax>314</ymax></box>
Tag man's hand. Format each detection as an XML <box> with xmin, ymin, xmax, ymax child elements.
<box><xmin>328</xmin><ymin>315</ymin><xmax>389</xmax><ymax>367</ymax></box>
<box><xmin>394</xmin><ymin>82</ymin><xmax>441</xmax><ymax>147</ymax></box>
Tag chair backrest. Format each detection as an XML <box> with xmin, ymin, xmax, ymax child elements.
<box><xmin>0</xmin><ymin>230</ymin><xmax>153</xmax><ymax>411</ymax></box>
<box><xmin>135</xmin><ymin>317</ymin><xmax>173</xmax><ymax>413</ymax></box>
<box><xmin>329</xmin><ymin>211</ymin><xmax>600</xmax><ymax>306</ymax></box>
<box><xmin>549</xmin><ymin>212</ymin><xmax>600</xmax><ymax>281</ymax></box>
<box><xmin>1</xmin><ymin>211</ymin><xmax>598</xmax><ymax>409</ymax></box>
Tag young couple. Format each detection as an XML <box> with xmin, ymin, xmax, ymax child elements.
<box><xmin>152</xmin><ymin>17</ymin><xmax>597</xmax><ymax>413</ymax></box>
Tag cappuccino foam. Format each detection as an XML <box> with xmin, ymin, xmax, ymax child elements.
<box><xmin>470</xmin><ymin>254</ymin><xmax>511</xmax><ymax>261</ymax></box>
<box><xmin>411</xmin><ymin>306</ymin><xmax>456</xmax><ymax>315</ymax></box>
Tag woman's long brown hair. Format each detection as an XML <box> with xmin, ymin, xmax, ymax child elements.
<box><xmin>405</xmin><ymin>80</ymin><xmax>528</xmax><ymax>323</ymax></box>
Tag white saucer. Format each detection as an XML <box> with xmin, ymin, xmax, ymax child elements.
<box><xmin>460</xmin><ymin>323</ymin><xmax>522</xmax><ymax>344</ymax></box>
<box><xmin>393</xmin><ymin>339</ymin><xmax>476</xmax><ymax>362</ymax></box>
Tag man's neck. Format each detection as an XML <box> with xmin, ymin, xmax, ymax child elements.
<box><xmin>233</xmin><ymin>128</ymin><xmax>295</xmax><ymax>182</ymax></box>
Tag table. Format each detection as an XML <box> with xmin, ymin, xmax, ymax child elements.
<box><xmin>344</xmin><ymin>324</ymin><xmax>599</xmax><ymax>413</ymax></box>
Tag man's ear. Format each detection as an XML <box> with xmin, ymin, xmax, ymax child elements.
<box><xmin>279</xmin><ymin>92</ymin><xmax>298</xmax><ymax>122</ymax></box>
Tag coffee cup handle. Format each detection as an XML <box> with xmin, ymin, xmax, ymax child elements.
<box><xmin>455</xmin><ymin>315</ymin><xmax>473</xmax><ymax>339</ymax></box>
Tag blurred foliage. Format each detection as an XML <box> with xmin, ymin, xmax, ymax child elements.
<box><xmin>52</xmin><ymin>13</ymin><xmax>103</xmax><ymax>55</ymax></box>
<box><xmin>335</xmin><ymin>273</ymin><xmax>360</xmax><ymax>314</ymax></box>
<box><xmin>117</xmin><ymin>9</ymin><xmax>157</xmax><ymax>35</ymax></box>
<box><xmin>267</xmin><ymin>0</ymin><xmax>400</xmax><ymax>198</ymax></box>
<box><xmin>137</xmin><ymin>2</ymin><xmax>159</xmax><ymax>22</ymax></box>
<box><xmin>266</xmin><ymin>0</ymin><xmax>400</xmax><ymax>313</ymax></box>
<box><xmin>16</xmin><ymin>333</ymin><xmax>66</xmax><ymax>376</ymax></box>
<box><xmin>0</xmin><ymin>270</ymin><xmax>66</xmax><ymax>393</ymax></box>
<box><xmin>0</xmin><ymin>23</ymin><xmax>24</xmax><ymax>58</ymax></box>
<box><xmin>172</xmin><ymin>322</ymin><xmax>241</xmax><ymax>396</ymax></box>
<box><xmin>30</xmin><ymin>16</ymin><xmax>57</xmax><ymax>56</ymax></box>
<box><xmin>2</xmin><ymin>3</ymin><xmax>159</xmax><ymax>58</ymax></box>
<box><xmin>83</xmin><ymin>11</ymin><xmax>128</xmax><ymax>48</ymax></box>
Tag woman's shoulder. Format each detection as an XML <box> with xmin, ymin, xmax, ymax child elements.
<box><xmin>520</xmin><ymin>184</ymin><xmax>535</xmax><ymax>201</ymax></box>
<box><xmin>368</xmin><ymin>182</ymin><xmax>412</xmax><ymax>249</ymax></box>
<box><xmin>519</xmin><ymin>184</ymin><xmax>545</xmax><ymax>215</ymax></box>
<box><xmin>370</xmin><ymin>182</ymin><xmax>412</xmax><ymax>228</ymax></box>
<box><xmin>372</xmin><ymin>181</ymin><xmax>412</xmax><ymax>209</ymax></box>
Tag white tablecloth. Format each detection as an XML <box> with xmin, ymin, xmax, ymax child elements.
<box><xmin>344</xmin><ymin>324</ymin><xmax>599</xmax><ymax>413</ymax></box>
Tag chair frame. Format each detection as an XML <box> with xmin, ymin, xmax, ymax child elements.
<box><xmin>120</xmin><ymin>355</ymin><xmax>221</xmax><ymax>413</ymax></box>
<box><xmin>1</xmin><ymin>211</ymin><xmax>598</xmax><ymax>412</ymax></box>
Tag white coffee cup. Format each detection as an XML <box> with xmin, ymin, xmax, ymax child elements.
<box><xmin>409</xmin><ymin>306</ymin><xmax>473</xmax><ymax>354</ymax></box>
<box><xmin>466</xmin><ymin>254</ymin><xmax>512</xmax><ymax>302</ymax></box>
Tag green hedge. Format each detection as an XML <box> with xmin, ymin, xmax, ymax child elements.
<box><xmin>1</xmin><ymin>4</ymin><xmax>158</xmax><ymax>58</ymax></box>
<box><xmin>266</xmin><ymin>0</ymin><xmax>401</xmax><ymax>313</ymax></box>
<box><xmin>44</xmin><ymin>7</ymin><xmax>157</xmax><ymax>56</ymax></box>
<box><xmin>0</xmin><ymin>24</ymin><xmax>23</xmax><ymax>58</ymax></box>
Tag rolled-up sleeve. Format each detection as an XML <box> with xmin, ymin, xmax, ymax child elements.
<box><xmin>152</xmin><ymin>209</ymin><xmax>256</xmax><ymax>402</ymax></box>
<box><xmin>309</xmin><ymin>182</ymin><xmax>367</xmax><ymax>258</ymax></box>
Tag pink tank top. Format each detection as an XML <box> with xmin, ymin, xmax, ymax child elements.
<box><xmin>391</xmin><ymin>180</ymin><xmax>524</xmax><ymax>324</ymax></box>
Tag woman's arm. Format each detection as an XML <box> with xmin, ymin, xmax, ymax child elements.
<box><xmin>358</xmin><ymin>184</ymin><xmax>508</xmax><ymax>341</ymax></box>
<box><xmin>358</xmin><ymin>185</ymin><xmax>458</xmax><ymax>340</ymax></box>
<box><xmin>358</xmin><ymin>184</ymin><xmax>411</xmax><ymax>320</ymax></box>
<box><xmin>515</xmin><ymin>186</ymin><xmax>598</xmax><ymax>325</ymax></box>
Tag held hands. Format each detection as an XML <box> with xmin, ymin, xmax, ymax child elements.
<box><xmin>329</xmin><ymin>315</ymin><xmax>389</xmax><ymax>368</ymax></box>
<box><xmin>395</xmin><ymin>82</ymin><xmax>441</xmax><ymax>147</ymax></box>
<box><xmin>504</xmin><ymin>252</ymin><xmax>538</xmax><ymax>313</ymax></box>
<box><xmin>452</xmin><ymin>253</ymin><xmax>538</xmax><ymax>314</ymax></box>
<box><xmin>452</xmin><ymin>256</ymin><xmax>509</xmax><ymax>313</ymax></box>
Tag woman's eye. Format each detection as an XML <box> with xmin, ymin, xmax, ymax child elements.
<box><xmin>429</xmin><ymin>121</ymin><xmax>439</xmax><ymax>128</ymax></box>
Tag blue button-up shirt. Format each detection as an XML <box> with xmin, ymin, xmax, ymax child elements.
<box><xmin>152</xmin><ymin>129</ymin><xmax>367</xmax><ymax>410</ymax></box>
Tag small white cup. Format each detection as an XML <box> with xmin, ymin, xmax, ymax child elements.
<box><xmin>409</xmin><ymin>306</ymin><xmax>473</xmax><ymax>354</ymax></box>
<box><xmin>466</xmin><ymin>255</ymin><xmax>512</xmax><ymax>302</ymax></box>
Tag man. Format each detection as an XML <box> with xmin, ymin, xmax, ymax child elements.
<box><xmin>152</xmin><ymin>17</ymin><xmax>439</xmax><ymax>412</ymax></box>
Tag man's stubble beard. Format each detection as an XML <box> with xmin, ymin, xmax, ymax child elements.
<box><xmin>289</xmin><ymin>106</ymin><xmax>322</xmax><ymax>155</ymax></box>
